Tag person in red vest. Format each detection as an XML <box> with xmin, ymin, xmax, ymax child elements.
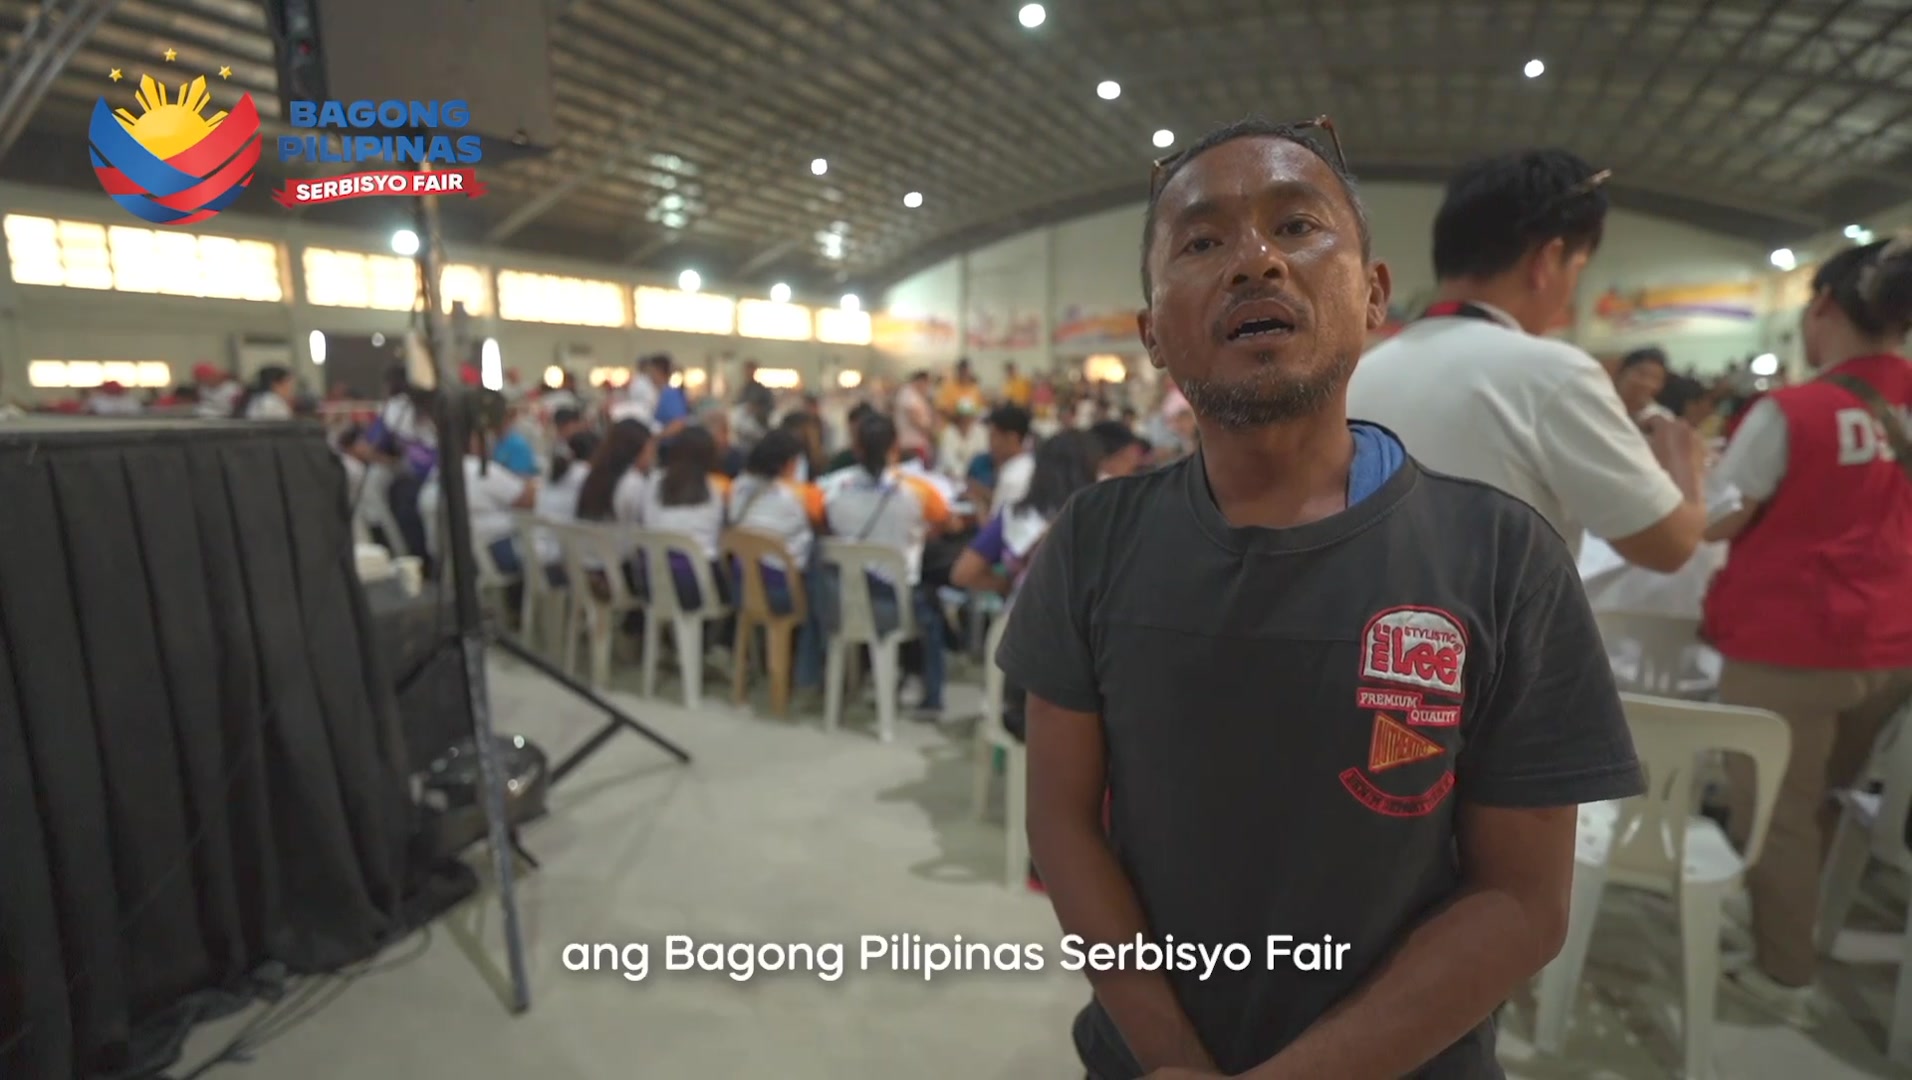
<box><xmin>1704</xmin><ymin>233</ymin><xmax>1912</xmax><ymax>1021</ymax></box>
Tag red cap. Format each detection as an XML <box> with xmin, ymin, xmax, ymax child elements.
<box><xmin>193</xmin><ymin>363</ymin><xmax>222</xmax><ymax>382</ymax></box>
<box><xmin>102</xmin><ymin>380</ymin><xmax>124</xmax><ymax>391</ymax></box>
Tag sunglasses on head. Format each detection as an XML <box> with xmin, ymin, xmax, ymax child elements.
<box><xmin>1518</xmin><ymin>168</ymin><xmax>1613</xmax><ymax>227</ymax></box>
<box><xmin>1149</xmin><ymin>115</ymin><xmax>1348</xmax><ymax>198</ymax></box>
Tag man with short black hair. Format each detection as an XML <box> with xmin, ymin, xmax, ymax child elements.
<box><xmin>552</xmin><ymin>405</ymin><xmax>585</xmax><ymax>445</ymax></box>
<box><xmin>983</xmin><ymin>403</ymin><xmax>1034</xmax><ymax>512</ymax></box>
<box><xmin>1001</xmin><ymin>118</ymin><xmax>1644</xmax><ymax>1080</ymax></box>
<box><xmin>1090</xmin><ymin>418</ymin><xmax>1149</xmax><ymax>478</ymax></box>
<box><xmin>1348</xmin><ymin>150</ymin><xmax>1707</xmax><ymax>573</ymax></box>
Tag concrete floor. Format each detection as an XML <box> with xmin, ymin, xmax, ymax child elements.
<box><xmin>173</xmin><ymin>651</ymin><xmax>1912</xmax><ymax>1079</ymax></box>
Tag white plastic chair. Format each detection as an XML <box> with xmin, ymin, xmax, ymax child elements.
<box><xmin>473</xmin><ymin>531</ymin><xmax>522</xmax><ymax>623</ymax></box>
<box><xmin>546</xmin><ymin>520</ymin><xmax>645</xmax><ymax>690</ymax></box>
<box><xmin>357</xmin><ymin>462</ymin><xmax>408</xmax><ymax>558</ymax></box>
<box><xmin>819</xmin><ymin>539</ymin><xmax>916</xmax><ymax>743</ymax></box>
<box><xmin>1594</xmin><ymin>610</ymin><xmax>1704</xmax><ymax>696</ymax></box>
<box><xmin>1533</xmin><ymin>693</ymin><xmax>1790</xmax><ymax>1080</ymax></box>
<box><xmin>629</xmin><ymin>529</ymin><xmax>731</xmax><ymax>709</ymax></box>
<box><xmin>509</xmin><ymin>511</ymin><xmax>568</xmax><ymax>653</ymax></box>
<box><xmin>969</xmin><ymin>608</ymin><xmax>1025</xmax><ymax>888</ymax></box>
<box><xmin>1818</xmin><ymin>703</ymin><xmax>1912</xmax><ymax>1065</ymax></box>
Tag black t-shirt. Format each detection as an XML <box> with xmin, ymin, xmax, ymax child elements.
<box><xmin>997</xmin><ymin>450</ymin><xmax>1644</xmax><ymax>1079</ymax></box>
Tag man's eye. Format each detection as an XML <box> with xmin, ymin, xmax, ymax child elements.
<box><xmin>1183</xmin><ymin>237</ymin><xmax>1220</xmax><ymax>253</ymax></box>
<box><xmin>1278</xmin><ymin>218</ymin><xmax>1319</xmax><ymax>237</ymax></box>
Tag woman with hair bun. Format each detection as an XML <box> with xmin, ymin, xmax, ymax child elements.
<box><xmin>1704</xmin><ymin>233</ymin><xmax>1912</xmax><ymax>1019</ymax></box>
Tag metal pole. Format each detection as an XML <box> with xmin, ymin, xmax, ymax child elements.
<box><xmin>413</xmin><ymin>176</ymin><xmax>532</xmax><ymax>1015</ymax></box>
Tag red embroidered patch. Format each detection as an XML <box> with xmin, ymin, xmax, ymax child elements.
<box><xmin>1339</xmin><ymin>768</ymin><xmax>1456</xmax><ymax>818</ymax></box>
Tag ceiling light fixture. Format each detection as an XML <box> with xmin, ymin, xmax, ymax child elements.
<box><xmin>810</xmin><ymin>157</ymin><xmax>828</xmax><ymax>176</ymax></box>
<box><xmin>1770</xmin><ymin>247</ymin><xmax>1797</xmax><ymax>271</ymax></box>
<box><xmin>770</xmin><ymin>282</ymin><xmax>792</xmax><ymax>303</ymax></box>
<box><xmin>840</xmin><ymin>293</ymin><xmax>860</xmax><ymax>312</ymax></box>
<box><xmin>390</xmin><ymin>228</ymin><xmax>419</xmax><ymax>255</ymax></box>
<box><xmin>903</xmin><ymin>191</ymin><xmax>923</xmax><ymax>208</ymax></box>
<box><xmin>1152</xmin><ymin>128</ymin><xmax>1175</xmax><ymax>149</ymax></box>
<box><xmin>1018</xmin><ymin>3</ymin><xmax>1045</xmax><ymax>28</ymax></box>
<box><xmin>678</xmin><ymin>269</ymin><xmax>701</xmax><ymax>292</ymax></box>
<box><xmin>1097</xmin><ymin>80</ymin><xmax>1121</xmax><ymax>100</ymax></box>
<box><xmin>1523</xmin><ymin>59</ymin><xmax>1545</xmax><ymax>78</ymax></box>
<box><xmin>1750</xmin><ymin>353</ymin><xmax>1780</xmax><ymax>377</ymax></box>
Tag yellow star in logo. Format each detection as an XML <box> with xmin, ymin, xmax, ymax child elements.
<box><xmin>218</xmin><ymin>65</ymin><xmax>232</xmax><ymax>79</ymax></box>
<box><xmin>109</xmin><ymin>68</ymin><xmax>122</xmax><ymax>82</ymax></box>
<box><xmin>163</xmin><ymin>48</ymin><xmax>177</xmax><ymax>61</ymax></box>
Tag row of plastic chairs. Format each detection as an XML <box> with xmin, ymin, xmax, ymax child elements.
<box><xmin>496</xmin><ymin>513</ymin><xmax>932</xmax><ymax>741</ymax></box>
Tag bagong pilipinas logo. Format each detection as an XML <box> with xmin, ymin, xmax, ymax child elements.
<box><xmin>89</xmin><ymin>59</ymin><xmax>261</xmax><ymax>226</ymax></box>
<box><xmin>268</xmin><ymin>99</ymin><xmax>488</xmax><ymax>208</ymax></box>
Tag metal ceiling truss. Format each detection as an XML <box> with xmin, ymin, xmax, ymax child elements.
<box><xmin>0</xmin><ymin>0</ymin><xmax>119</xmax><ymax>160</ymax></box>
<box><xmin>2</xmin><ymin>0</ymin><xmax>1908</xmax><ymax>293</ymax></box>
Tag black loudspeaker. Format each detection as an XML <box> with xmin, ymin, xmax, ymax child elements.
<box><xmin>263</xmin><ymin>0</ymin><xmax>558</xmax><ymax>153</ymax></box>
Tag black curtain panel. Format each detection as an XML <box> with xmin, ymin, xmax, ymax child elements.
<box><xmin>0</xmin><ymin>419</ymin><xmax>413</xmax><ymax>1079</ymax></box>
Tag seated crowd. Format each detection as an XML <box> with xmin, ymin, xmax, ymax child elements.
<box><xmin>341</xmin><ymin>351</ymin><xmax>1175</xmax><ymax>721</ymax></box>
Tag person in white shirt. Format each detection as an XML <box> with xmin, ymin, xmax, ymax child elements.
<box><xmin>540</xmin><ymin>430</ymin><xmax>599</xmax><ymax>523</ymax></box>
<box><xmin>824</xmin><ymin>413</ymin><xmax>954</xmax><ymax>715</ymax></box>
<box><xmin>984</xmin><ymin>404</ymin><xmax>1035</xmax><ymax>514</ymax></box>
<box><xmin>609</xmin><ymin>367</ymin><xmax>660</xmax><ymax>426</ymax></box>
<box><xmin>1348</xmin><ymin>148</ymin><xmax>1707</xmax><ymax>572</ymax></box>
<box><xmin>241</xmin><ymin>366</ymin><xmax>297</xmax><ymax>420</ymax></box>
<box><xmin>530</xmin><ymin>429</ymin><xmax>600</xmax><ymax>576</ymax></box>
<box><xmin>192</xmin><ymin>363</ymin><xmax>241</xmax><ymax>418</ymax></box>
<box><xmin>730</xmin><ymin>429</ymin><xmax>825</xmax><ymax>569</ymax></box>
<box><xmin>937</xmin><ymin>400</ymin><xmax>990</xmax><ymax>483</ymax></box>
<box><xmin>640</xmin><ymin>424</ymin><xmax>730</xmax><ymax>609</ymax></box>
<box><xmin>84</xmin><ymin>381</ymin><xmax>144</xmax><ymax>416</ymax></box>
<box><xmin>574</xmin><ymin>418</ymin><xmax>655</xmax><ymax>525</ymax></box>
<box><xmin>729</xmin><ymin>428</ymin><xmax>829</xmax><ymax>688</ymax></box>
<box><xmin>418</xmin><ymin>391</ymin><xmax>538</xmax><ymax>574</ymax></box>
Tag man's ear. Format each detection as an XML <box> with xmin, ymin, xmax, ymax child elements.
<box><xmin>1527</xmin><ymin>237</ymin><xmax>1567</xmax><ymax>292</ymax></box>
<box><xmin>1366</xmin><ymin>260</ymin><xmax>1394</xmax><ymax>331</ymax></box>
<box><xmin>1137</xmin><ymin>308</ymin><xmax>1165</xmax><ymax>371</ymax></box>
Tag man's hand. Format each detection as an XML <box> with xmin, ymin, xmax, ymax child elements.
<box><xmin>1642</xmin><ymin>415</ymin><xmax>1705</xmax><ymax>476</ymax></box>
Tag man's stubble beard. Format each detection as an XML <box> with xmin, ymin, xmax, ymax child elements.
<box><xmin>1176</xmin><ymin>345</ymin><xmax>1360</xmax><ymax>431</ymax></box>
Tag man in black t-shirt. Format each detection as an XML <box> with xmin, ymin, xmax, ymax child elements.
<box><xmin>997</xmin><ymin>117</ymin><xmax>1644</xmax><ymax>1080</ymax></box>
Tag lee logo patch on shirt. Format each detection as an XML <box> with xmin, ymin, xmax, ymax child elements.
<box><xmin>1341</xmin><ymin>606</ymin><xmax>1467</xmax><ymax>818</ymax></box>
<box><xmin>1356</xmin><ymin>606</ymin><xmax>1467</xmax><ymax>726</ymax></box>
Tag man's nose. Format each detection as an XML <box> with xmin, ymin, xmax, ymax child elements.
<box><xmin>1229</xmin><ymin>232</ymin><xmax>1288</xmax><ymax>285</ymax></box>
